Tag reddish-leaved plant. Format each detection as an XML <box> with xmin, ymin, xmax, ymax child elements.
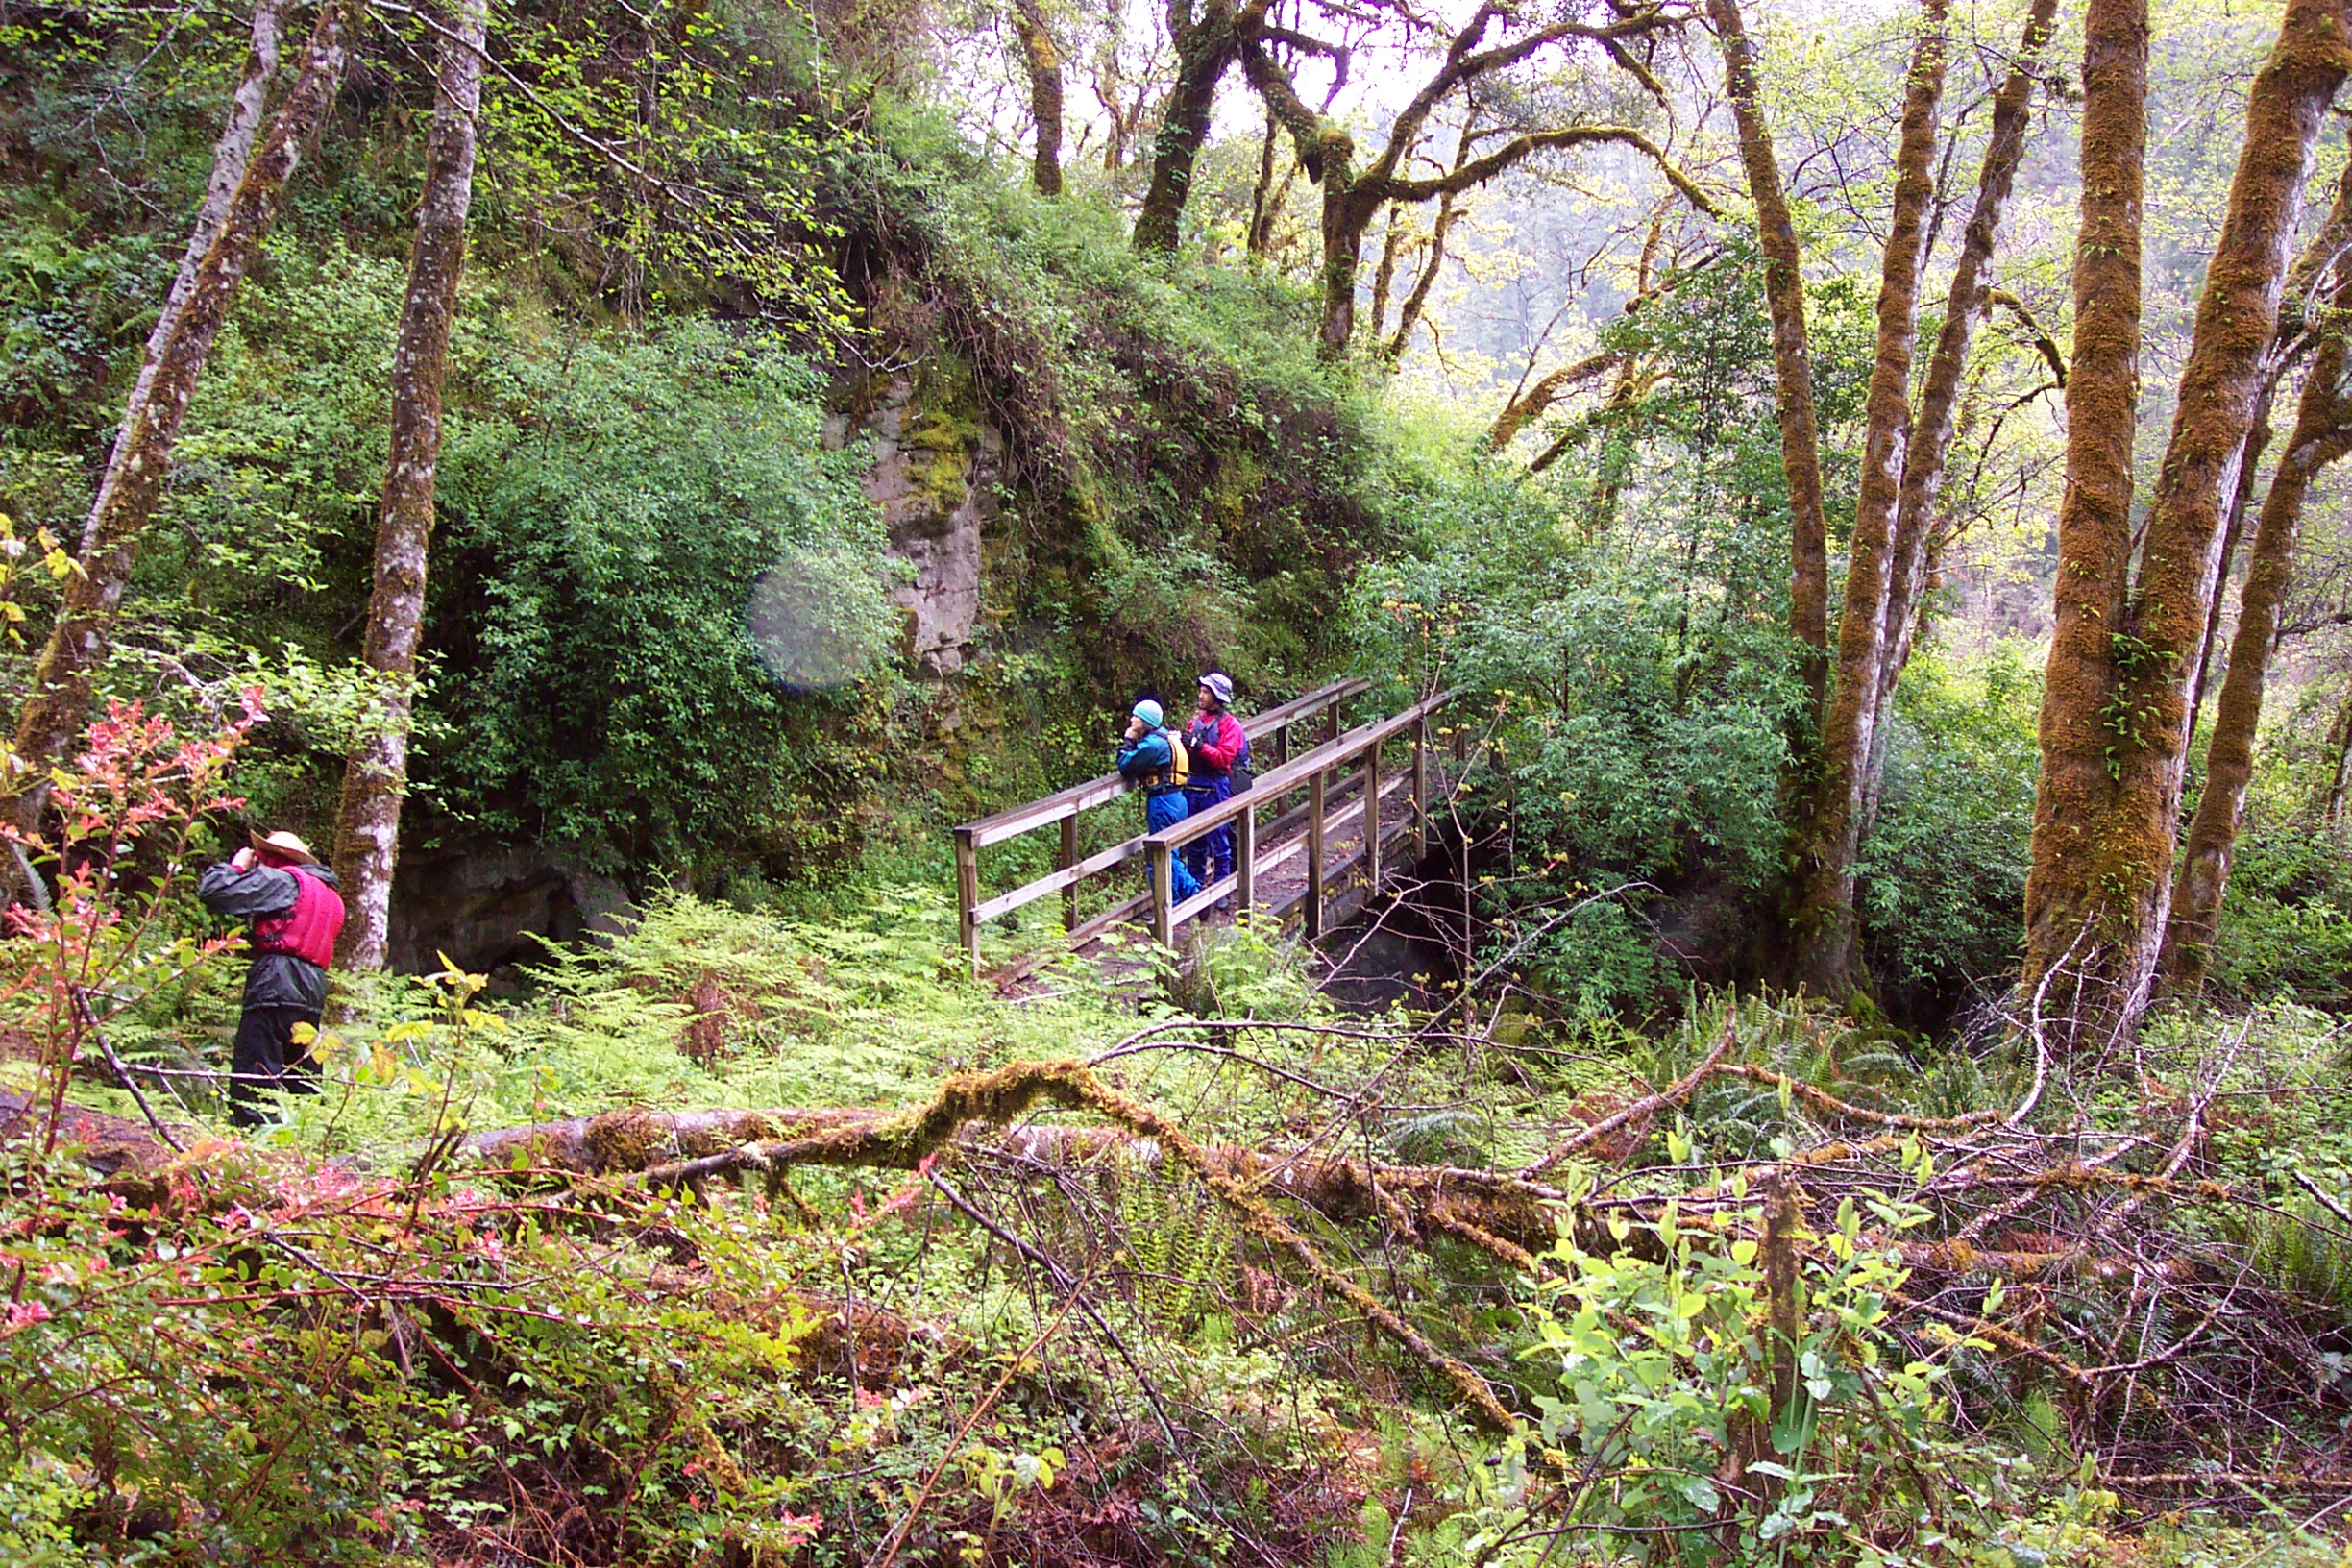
<box><xmin>2</xmin><ymin>690</ymin><xmax>264</xmax><ymax>1151</ymax></box>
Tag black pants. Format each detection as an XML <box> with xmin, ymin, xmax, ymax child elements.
<box><xmin>230</xmin><ymin>1003</ymin><xmax>323</xmax><ymax>1127</ymax></box>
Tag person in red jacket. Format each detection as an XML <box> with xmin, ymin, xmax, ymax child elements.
<box><xmin>1182</xmin><ymin>672</ymin><xmax>1249</xmax><ymax>892</ymax></box>
<box><xmin>198</xmin><ymin>829</ymin><xmax>346</xmax><ymax>1126</ymax></box>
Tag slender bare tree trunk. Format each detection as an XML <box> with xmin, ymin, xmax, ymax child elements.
<box><xmin>2160</xmin><ymin>326</ymin><xmax>2352</xmax><ymax>988</ymax></box>
<box><xmin>2022</xmin><ymin>0</ymin><xmax>2349</xmax><ymax>1041</ymax></box>
<box><xmin>2328</xmin><ymin>701</ymin><xmax>2352</xmax><ymax>825</ymax></box>
<box><xmin>1861</xmin><ymin>0</ymin><xmax>2061</xmax><ymax>825</ymax></box>
<box><xmin>1704</xmin><ymin>0</ymin><xmax>1829</xmax><ymax>711</ymax></box>
<box><xmin>1575</xmin><ymin>367</ymin><xmax>1647</xmax><ymax>520</ymax></box>
<box><xmin>329</xmin><ymin>0</ymin><xmax>486</xmax><ymax>971</ymax></box>
<box><xmin>1575</xmin><ymin>224</ymin><xmax>1669</xmax><ymax>525</ymax></box>
<box><xmin>1010</xmin><ymin>0</ymin><xmax>1065</xmax><ymax>196</ymax></box>
<box><xmin>1366</xmin><ymin>205</ymin><xmax>1406</xmax><ymax>343</ymax></box>
<box><xmin>1789</xmin><ymin>0</ymin><xmax>1949</xmax><ymax>994</ymax></box>
<box><xmin>1246</xmin><ymin>110</ymin><xmax>1281</xmax><ymax>257</ymax></box>
<box><xmin>83</xmin><ymin>0</ymin><xmax>285</xmax><ymax>560</ymax></box>
<box><xmin>1384</xmin><ymin>187</ymin><xmax>1460</xmax><ymax>363</ymax></box>
<box><xmin>7</xmin><ymin>0</ymin><xmax>356</xmax><ymax>834</ymax></box>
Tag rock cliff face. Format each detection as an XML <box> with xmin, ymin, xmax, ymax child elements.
<box><xmin>850</xmin><ymin>371</ymin><xmax>1001</xmax><ymax>678</ymax></box>
<box><xmin>386</xmin><ymin>843</ymin><xmax>634</xmax><ymax>976</ymax></box>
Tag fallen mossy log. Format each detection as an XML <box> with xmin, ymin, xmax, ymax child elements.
<box><xmin>468</xmin><ymin>1060</ymin><xmax>1577</xmax><ymax>1431</ymax></box>
<box><xmin>461</xmin><ymin>1062</ymin><xmax>1582</xmax><ymax>1254</ymax></box>
<box><xmin>464</xmin><ymin>1105</ymin><xmax>890</xmax><ymax>1175</ymax></box>
<box><xmin>0</xmin><ymin>1088</ymin><xmax>197</xmax><ymax>1176</ymax></box>
<box><xmin>26</xmin><ymin>1052</ymin><xmax>2342</xmax><ymax>1465</ymax></box>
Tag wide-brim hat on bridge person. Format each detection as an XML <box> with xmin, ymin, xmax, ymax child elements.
<box><xmin>250</xmin><ymin>829</ymin><xmax>319</xmax><ymax>866</ymax></box>
<box><xmin>1196</xmin><ymin>672</ymin><xmax>1234</xmax><ymax>707</ymax></box>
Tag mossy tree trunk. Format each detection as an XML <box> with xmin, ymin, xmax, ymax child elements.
<box><xmin>1241</xmin><ymin>8</ymin><xmax>1705</xmax><ymax>361</ymax></box>
<box><xmin>1792</xmin><ymin>0</ymin><xmax>2059</xmax><ymax>992</ymax></box>
<box><xmin>2020</xmin><ymin>0</ymin><xmax>2149</xmax><ymax>1033</ymax></box>
<box><xmin>331</xmin><ymin>0</ymin><xmax>488</xmax><ymax>971</ymax></box>
<box><xmin>1703</xmin><ymin>0</ymin><xmax>1829</xmax><ymax>715</ymax></box>
<box><xmin>1789</xmin><ymin>0</ymin><xmax>1950</xmax><ymax>995</ymax></box>
<box><xmin>2175</xmin><ymin>400</ymin><xmax>2271</xmax><ymax>756</ymax></box>
<box><xmin>1862</xmin><ymin>0</ymin><xmax>2060</xmax><ymax>831</ymax></box>
<box><xmin>2022</xmin><ymin>0</ymin><xmax>2350</xmax><ymax>1041</ymax></box>
<box><xmin>7</xmin><ymin>0</ymin><xmax>357</xmax><ymax>837</ymax></box>
<box><xmin>2160</xmin><ymin>206</ymin><xmax>2352</xmax><ymax>989</ymax></box>
<box><xmin>1131</xmin><ymin>0</ymin><xmax>1249</xmax><ymax>255</ymax></box>
<box><xmin>1010</xmin><ymin>0</ymin><xmax>1065</xmax><ymax>196</ymax></box>
<box><xmin>2157</xmin><ymin>380</ymin><xmax>2352</xmax><ymax>989</ymax></box>
<box><xmin>1488</xmin><ymin>352</ymin><xmax>1622</xmax><ymax>453</ymax></box>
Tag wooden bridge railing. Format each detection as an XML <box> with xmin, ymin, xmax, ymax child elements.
<box><xmin>951</xmin><ymin>678</ymin><xmax>1371</xmax><ymax>973</ymax></box>
<box><xmin>952</xmin><ymin>681</ymin><xmax>1471</xmax><ymax>975</ymax></box>
<box><xmin>1142</xmin><ymin>688</ymin><xmax>1462</xmax><ymax>949</ymax></box>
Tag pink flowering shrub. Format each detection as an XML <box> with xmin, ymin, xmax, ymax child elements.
<box><xmin>0</xmin><ymin>692</ymin><xmax>260</xmax><ymax>1149</ymax></box>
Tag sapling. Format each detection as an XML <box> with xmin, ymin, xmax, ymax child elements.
<box><xmin>0</xmin><ymin>690</ymin><xmax>262</xmax><ymax>1151</ymax></box>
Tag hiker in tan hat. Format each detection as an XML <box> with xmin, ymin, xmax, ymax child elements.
<box><xmin>198</xmin><ymin>828</ymin><xmax>346</xmax><ymax>1126</ymax></box>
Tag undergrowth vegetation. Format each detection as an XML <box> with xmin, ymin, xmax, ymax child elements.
<box><xmin>4</xmin><ymin>705</ymin><xmax>2350</xmax><ymax>1565</ymax></box>
<box><xmin>4</xmin><ymin>3</ymin><xmax>2352</xmax><ymax>1561</ymax></box>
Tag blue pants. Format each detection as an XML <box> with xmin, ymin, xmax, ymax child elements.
<box><xmin>1147</xmin><ymin>790</ymin><xmax>1203</xmax><ymax>904</ymax></box>
<box><xmin>1183</xmin><ymin>777</ymin><xmax>1233</xmax><ymax>888</ymax></box>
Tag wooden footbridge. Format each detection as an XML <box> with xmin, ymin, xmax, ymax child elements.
<box><xmin>951</xmin><ymin>679</ymin><xmax>1470</xmax><ymax>977</ymax></box>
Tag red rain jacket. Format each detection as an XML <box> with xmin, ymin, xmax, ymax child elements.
<box><xmin>1186</xmin><ymin>711</ymin><xmax>1246</xmax><ymax>776</ymax></box>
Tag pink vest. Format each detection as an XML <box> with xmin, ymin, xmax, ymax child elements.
<box><xmin>251</xmin><ymin>868</ymin><xmax>346</xmax><ymax>968</ymax></box>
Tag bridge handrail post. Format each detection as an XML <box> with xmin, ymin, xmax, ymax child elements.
<box><xmin>1413</xmin><ymin>712</ymin><xmax>1430</xmax><ymax>862</ymax></box>
<box><xmin>1147</xmin><ymin>841</ymin><xmax>1176</xmax><ymax>950</ymax></box>
<box><xmin>1060</xmin><ymin>816</ymin><xmax>1079</xmax><ymax>932</ymax></box>
<box><xmin>1235</xmin><ymin>798</ymin><xmax>1256</xmax><ymax>919</ymax></box>
<box><xmin>954</xmin><ymin>826</ymin><xmax>981</xmax><ymax>977</ymax></box>
<box><xmin>1364</xmin><ymin>735</ymin><xmax>1383</xmax><ymax>897</ymax></box>
<box><xmin>1306</xmin><ymin>768</ymin><xmax>1327</xmax><ymax>939</ymax></box>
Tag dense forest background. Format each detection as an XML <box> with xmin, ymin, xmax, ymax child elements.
<box><xmin>12</xmin><ymin>0</ymin><xmax>2352</xmax><ymax>1024</ymax></box>
<box><xmin>5</xmin><ymin>0</ymin><xmax>2352</xmax><ymax>1559</ymax></box>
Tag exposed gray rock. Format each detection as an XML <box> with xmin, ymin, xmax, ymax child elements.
<box><xmin>387</xmin><ymin>844</ymin><xmax>633</xmax><ymax>975</ymax></box>
<box><xmin>856</xmin><ymin>374</ymin><xmax>998</xmax><ymax>677</ymax></box>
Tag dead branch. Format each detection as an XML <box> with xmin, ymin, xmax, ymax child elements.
<box><xmin>1519</xmin><ymin>1020</ymin><xmax>1734</xmax><ymax>1178</ymax></box>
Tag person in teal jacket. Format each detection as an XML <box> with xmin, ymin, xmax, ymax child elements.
<box><xmin>1115</xmin><ymin>699</ymin><xmax>1202</xmax><ymax>905</ymax></box>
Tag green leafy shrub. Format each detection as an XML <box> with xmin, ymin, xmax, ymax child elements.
<box><xmin>1857</xmin><ymin>648</ymin><xmax>2042</xmax><ymax>1017</ymax></box>
<box><xmin>2202</xmin><ymin>820</ymin><xmax>2352</xmax><ymax>1007</ymax></box>
<box><xmin>1353</xmin><ymin>465</ymin><xmax>1800</xmax><ymax>1017</ymax></box>
<box><xmin>1458</xmin><ymin>1181</ymin><xmax>2000</xmax><ymax>1564</ymax></box>
<box><xmin>431</xmin><ymin>318</ymin><xmax>895</xmax><ymax>869</ymax></box>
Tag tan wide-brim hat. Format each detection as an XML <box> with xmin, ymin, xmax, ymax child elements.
<box><xmin>250</xmin><ymin>829</ymin><xmax>319</xmax><ymax>867</ymax></box>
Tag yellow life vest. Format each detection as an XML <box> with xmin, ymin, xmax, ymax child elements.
<box><xmin>1139</xmin><ymin>729</ymin><xmax>1189</xmax><ymax>791</ymax></box>
<box><xmin>1167</xmin><ymin>731</ymin><xmax>1189</xmax><ymax>788</ymax></box>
